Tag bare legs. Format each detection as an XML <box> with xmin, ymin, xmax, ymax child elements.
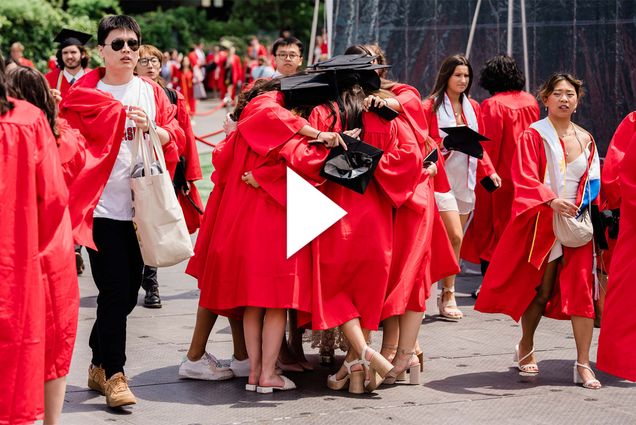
<box><xmin>518</xmin><ymin>258</ymin><xmax>600</xmax><ymax>386</ymax></box>
<box><xmin>187</xmin><ymin>307</ymin><xmax>218</xmax><ymax>361</ymax></box>
<box><xmin>187</xmin><ymin>306</ymin><xmax>247</xmax><ymax>362</ymax></box>
<box><xmin>244</xmin><ymin>307</ymin><xmax>287</xmax><ymax>387</ymax></box>
<box><xmin>44</xmin><ymin>377</ymin><xmax>66</xmax><ymax>425</ymax></box>
<box><xmin>380</xmin><ymin>316</ymin><xmax>399</xmax><ymax>361</ymax></box>
<box><xmin>519</xmin><ymin>260</ymin><xmax>558</xmax><ymax>369</ymax></box>
<box><xmin>438</xmin><ymin>210</ymin><xmax>468</xmax><ymax>319</ymax></box>
<box><xmin>572</xmin><ymin>315</ymin><xmax>600</xmax><ymax>386</ymax></box>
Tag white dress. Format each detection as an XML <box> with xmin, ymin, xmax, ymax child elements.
<box><xmin>548</xmin><ymin>150</ymin><xmax>588</xmax><ymax>262</ymax></box>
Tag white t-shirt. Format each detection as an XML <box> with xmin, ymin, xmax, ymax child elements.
<box><xmin>93</xmin><ymin>76</ymin><xmax>157</xmax><ymax>221</ymax></box>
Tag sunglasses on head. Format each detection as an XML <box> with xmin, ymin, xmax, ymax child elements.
<box><xmin>103</xmin><ymin>38</ymin><xmax>140</xmax><ymax>52</ymax></box>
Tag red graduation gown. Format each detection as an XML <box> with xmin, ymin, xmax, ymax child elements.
<box><xmin>44</xmin><ymin>68</ymin><xmax>91</xmax><ymax>98</ymax></box>
<box><xmin>186</xmin><ymin>91</ymin><xmax>312</xmax><ymax>320</ymax></box>
<box><xmin>281</xmin><ymin>105</ymin><xmax>421</xmax><ymax>330</ymax></box>
<box><xmin>475</xmin><ymin>128</ymin><xmax>596</xmax><ymax>321</ymax></box>
<box><xmin>597</xmin><ymin>120</ymin><xmax>636</xmax><ymax>382</ymax></box>
<box><xmin>380</xmin><ymin>84</ymin><xmax>449</xmax><ymax>319</ymax></box>
<box><xmin>0</xmin><ymin>99</ymin><xmax>76</xmax><ymax>425</ymax></box>
<box><xmin>461</xmin><ymin>91</ymin><xmax>539</xmax><ymax>263</ymax></box>
<box><xmin>59</xmin><ymin>68</ymin><xmax>181</xmax><ymax>249</ymax></box>
<box><xmin>174</xmin><ymin>91</ymin><xmax>203</xmax><ymax>233</ymax></box>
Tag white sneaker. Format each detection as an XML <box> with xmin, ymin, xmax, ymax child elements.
<box><xmin>179</xmin><ymin>352</ymin><xmax>234</xmax><ymax>381</ymax></box>
<box><xmin>230</xmin><ymin>356</ymin><xmax>251</xmax><ymax>378</ymax></box>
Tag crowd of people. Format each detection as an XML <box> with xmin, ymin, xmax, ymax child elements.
<box><xmin>1</xmin><ymin>13</ymin><xmax>635</xmax><ymax>425</ymax></box>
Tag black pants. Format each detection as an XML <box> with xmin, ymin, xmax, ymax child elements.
<box><xmin>87</xmin><ymin>218</ymin><xmax>143</xmax><ymax>378</ymax></box>
<box><xmin>142</xmin><ymin>265</ymin><xmax>158</xmax><ymax>291</ymax></box>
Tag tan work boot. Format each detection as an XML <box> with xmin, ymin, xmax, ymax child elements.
<box><xmin>88</xmin><ymin>364</ymin><xmax>106</xmax><ymax>395</ymax></box>
<box><xmin>104</xmin><ymin>372</ymin><xmax>137</xmax><ymax>407</ymax></box>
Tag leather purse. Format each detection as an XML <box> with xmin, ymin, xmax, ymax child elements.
<box><xmin>547</xmin><ymin>133</ymin><xmax>594</xmax><ymax>248</ymax></box>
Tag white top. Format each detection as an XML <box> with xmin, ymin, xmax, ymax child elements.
<box><xmin>63</xmin><ymin>68</ymin><xmax>85</xmax><ymax>84</ymax></box>
<box><xmin>548</xmin><ymin>149</ymin><xmax>588</xmax><ymax>262</ymax></box>
<box><xmin>562</xmin><ymin>152</ymin><xmax>588</xmax><ymax>203</ymax></box>
<box><xmin>93</xmin><ymin>77</ymin><xmax>157</xmax><ymax>221</ymax></box>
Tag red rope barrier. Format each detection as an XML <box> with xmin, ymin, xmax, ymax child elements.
<box><xmin>195</xmin><ymin>128</ymin><xmax>225</xmax><ymax>147</ymax></box>
<box><xmin>193</xmin><ymin>102</ymin><xmax>226</xmax><ymax>117</ymax></box>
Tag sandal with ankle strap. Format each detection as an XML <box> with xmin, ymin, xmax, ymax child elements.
<box><xmin>327</xmin><ymin>359</ymin><xmax>365</xmax><ymax>394</ymax></box>
<box><xmin>438</xmin><ymin>287</ymin><xmax>463</xmax><ymax>321</ymax></box>
<box><xmin>361</xmin><ymin>346</ymin><xmax>393</xmax><ymax>392</ymax></box>
<box><xmin>384</xmin><ymin>349</ymin><xmax>421</xmax><ymax>385</ymax></box>
<box><xmin>573</xmin><ymin>362</ymin><xmax>602</xmax><ymax>389</ymax></box>
<box><xmin>514</xmin><ymin>344</ymin><xmax>539</xmax><ymax>376</ymax></box>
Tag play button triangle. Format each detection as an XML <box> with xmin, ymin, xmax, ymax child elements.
<box><xmin>286</xmin><ymin>167</ymin><xmax>347</xmax><ymax>258</ymax></box>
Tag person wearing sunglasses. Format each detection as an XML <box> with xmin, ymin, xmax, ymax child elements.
<box><xmin>58</xmin><ymin>15</ymin><xmax>184</xmax><ymax>409</ymax></box>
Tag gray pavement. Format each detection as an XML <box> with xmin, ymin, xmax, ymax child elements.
<box><xmin>58</xmin><ymin>99</ymin><xmax>635</xmax><ymax>424</ymax></box>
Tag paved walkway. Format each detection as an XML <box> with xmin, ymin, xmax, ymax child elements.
<box><xmin>58</xmin><ymin>99</ymin><xmax>635</xmax><ymax>425</ymax></box>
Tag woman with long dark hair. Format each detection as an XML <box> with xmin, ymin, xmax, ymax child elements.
<box><xmin>422</xmin><ymin>55</ymin><xmax>500</xmax><ymax>321</ymax></box>
<box><xmin>1</xmin><ymin>53</ymin><xmax>77</xmax><ymax>425</ymax></box>
<box><xmin>186</xmin><ymin>76</ymin><xmax>346</xmax><ymax>393</ymax></box>
<box><xmin>282</xmin><ymin>66</ymin><xmax>422</xmax><ymax>393</ymax></box>
<box><xmin>476</xmin><ymin>74</ymin><xmax>602</xmax><ymax>389</ymax></box>
<box><xmin>344</xmin><ymin>44</ymin><xmax>459</xmax><ymax>383</ymax></box>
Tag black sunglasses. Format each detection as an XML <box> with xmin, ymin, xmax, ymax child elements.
<box><xmin>103</xmin><ymin>38</ymin><xmax>140</xmax><ymax>52</ymax></box>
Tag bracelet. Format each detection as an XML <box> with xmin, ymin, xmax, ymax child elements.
<box><xmin>316</xmin><ymin>131</ymin><xmax>322</xmax><ymax>139</ymax></box>
<box><xmin>384</xmin><ymin>98</ymin><xmax>389</xmax><ymax>107</ymax></box>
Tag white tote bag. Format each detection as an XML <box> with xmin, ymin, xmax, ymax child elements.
<box><xmin>130</xmin><ymin>125</ymin><xmax>194</xmax><ymax>267</ymax></box>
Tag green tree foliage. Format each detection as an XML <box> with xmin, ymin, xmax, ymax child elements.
<box><xmin>0</xmin><ymin>0</ymin><xmax>316</xmax><ymax>71</ymax></box>
<box><xmin>66</xmin><ymin>0</ymin><xmax>122</xmax><ymax>20</ymax></box>
<box><xmin>230</xmin><ymin>0</ymin><xmax>315</xmax><ymax>43</ymax></box>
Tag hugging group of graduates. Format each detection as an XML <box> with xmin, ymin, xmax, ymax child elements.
<box><xmin>182</xmin><ymin>43</ymin><xmax>635</xmax><ymax>398</ymax></box>
<box><xmin>2</xmin><ymin>14</ymin><xmax>635</xmax><ymax>425</ymax></box>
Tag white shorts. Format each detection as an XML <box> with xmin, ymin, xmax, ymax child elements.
<box><xmin>434</xmin><ymin>191</ymin><xmax>475</xmax><ymax>215</ymax></box>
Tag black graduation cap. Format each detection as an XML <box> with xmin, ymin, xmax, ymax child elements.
<box><xmin>423</xmin><ymin>148</ymin><xmax>438</xmax><ymax>165</ymax></box>
<box><xmin>54</xmin><ymin>28</ymin><xmax>92</xmax><ymax>49</ymax></box>
<box><xmin>320</xmin><ymin>132</ymin><xmax>384</xmax><ymax>194</ymax></box>
<box><xmin>279</xmin><ymin>72</ymin><xmax>333</xmax><ymax>108</ymax></box>
<box><xmin>309</xmin><ymin>54</ymin><xmax>389</xmax><ymax>92</ymax></box>
<box><xmin>440</xmin><ymin>126</ymin><xmax>490</xmax><ymax>159</ymax></box>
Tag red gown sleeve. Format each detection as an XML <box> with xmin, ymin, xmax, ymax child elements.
<box><xmin>480</xmin><ymin>98</ymin><xmax>505</xmax><ymax>171</ymax></box>
<box><xmin>176</xmin><ymin>92</ymin><xmax>202</xmax><ymax>181</ymax></box>
<box><xmin>279</xmin><ymin>105</ymin><xmax>332</xmax><ymax>184</ymax></box>
<box><xmin>150</xmin><ymin>80</ymin><xmax>182</xmax><ymax>178</ymax></box>
<box><xmin>56</xmin><ymin>118</ymin><xmax>87</xmax><ymax>187</ymax></box>
<box><xmin>364</xmin><ymin>113</ymin><xmax>423</xmax><ymax>208</ymax></box>
<box><xmin>237</xmin><ymin>91</ymin><xmax>308</xmax><ymax>156</ymax></box>
<box><xmin>511</xmin><ymin>128</ymin><xmax>557</xmax><ymax>218</ymax></box>
<box><xmin>603</xmin><ymin>111</ymin><xmax>636</xmax><ymax>209</ymax></box>
<box><xmin>472</xmin><ymin>100</ymin><xmax>497</xmax><ymax>179</ymax></box>
<box><xmin>59</xmin><ymin>86</ymin><xmax>127</xmax><ymax>249</ymax></box>
<box><xmin>250</xmin><ymin>152</ymin><xmax>287</xmax><ymax>206</ymax></box>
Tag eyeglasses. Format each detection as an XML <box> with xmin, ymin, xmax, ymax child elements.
<box><xmin>103</xmin><ymin>38</ymin><xmax>140</xmax><ymax>52</ymax></box>
<box><xmin>276</xmin><ymin>52</ymin><xmax>300</xmax><ymax>59</ymax></box>
<box><xmin>139</xmin><ymin>57</ymin><xmax>160</xmax><ymax>66</ymax></box>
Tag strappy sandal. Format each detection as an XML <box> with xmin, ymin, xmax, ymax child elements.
<box><xmin>514</xmin><ymin>344</ymin><xmax>539</xmax><ymax>376</ymax></box>
<box><xmin>383</xmin><ymin>349</ymin><xmax>421</xmax><ymax>385</ymax></box>
<box><xmin>437</xmin><ymin>287</ymin><xmax>463</xmax><ymax>321</ymax></box>
<box><xmin>573</xmin><ymin>362</ymin><xmax>602</xmax><ymax>389</ymax></box>
<box><xmin>327</xmin><ymin>359</ymin><xmax>365</xmax><ymax>394</ymax></box>
<box><xmin>361</xmin><ymin>346</ymin><xmax>393</xmax><ymax>392</ymax></box>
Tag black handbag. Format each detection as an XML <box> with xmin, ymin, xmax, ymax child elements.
<box><xmin>320</xmin><ymin>133</ymin><xmax>384</xmax><ymax>194</ymax></box>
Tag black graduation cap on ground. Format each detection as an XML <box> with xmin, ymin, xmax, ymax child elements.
<box><xmin>279</xmin><ymin>72</ymin><xmax>333</xmax><ymax>108</ymax></box>
<box><xmin>54</xmin><ymin>28</ymin><xmax>92</xmax><ymax>49</ymax></box>
<box><xmin>440</xmin><ymin>126</ymin><xmax>490</xmax><ymax>159</ymax></box>
<box><xmin>320</xmin><ymin>132</ymin><xmax>384</xmax><ymax>194</ymax></box>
